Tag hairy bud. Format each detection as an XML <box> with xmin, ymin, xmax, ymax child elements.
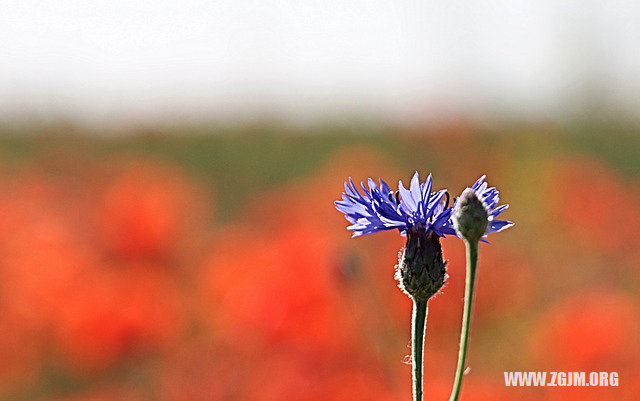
<box><xmin>453</xmin><ymin>188</ymin><xmax>488</xmax><ymax>242</ymax></box>
<box><xmin>395</xmin><ymin>225</ymin><xmax>447</xmax><ymax>301</ymax></box>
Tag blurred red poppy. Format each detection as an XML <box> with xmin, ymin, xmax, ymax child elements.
<box><xmin>551</xmin><ymin>158</ymin><xmax>640</xmax><ymax>254</ymax></box>
<box><xmin>96</xmin><ymin>161</ymin><xmax>207</xmax><ymax>262</ymax></box>
<box><xmin>529</xmin><ymin>290</ymin><xmax>639</xmax><ymax>370</ymax></box>
<box><xmin>55</xmin><ymin>263</ymin><xmax>182</xmax><ymax>372</ymax></box>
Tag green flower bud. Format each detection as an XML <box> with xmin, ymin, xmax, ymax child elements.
<box><xmin>453</xmin><ymin>188</ymin><xmax>489</xmax><ymax>242</ymax></box>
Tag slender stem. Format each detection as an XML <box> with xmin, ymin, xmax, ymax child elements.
<box><xmin>449</xmin><ymin>239</ymin><xmax>478</xmax><ymax>401</ymax></box>
<box><xmin>411</xmin><ymin>298</ymin><xmax>428</xmax><ymax>401</ymax></box>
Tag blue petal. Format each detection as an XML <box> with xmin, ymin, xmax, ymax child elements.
<box><xmin>426</xmin><ymin>189</ymin><xmax>446</xmax><ymax>216</ymax></box>
<box><xmin>490</xmin><ymin>204</ymin><xmax>509</xmax><ymax>217</ymax></box>
<box><xmin>487</xmin><ymin>220</ymin><xmax>514</xmax><ymax>233</ymax></box>
<box><xmin>379</xmin><ymin>179</ymin><xmax>392</xmax><ymax>198</ymax></box>
<box><xmin>471</xmin><ymin>175</ymin><xmax>486</xmax><ymax>190</ymax></box>
<box><xmin>409</xmin><ymin>172</ymin><xmax>423</xmax><ymax>211</ymax></box>
<box><xmin>420</xmin><ymin>173</ymin><xmax>433</xmax><ymax>215</ymax></box>
<box><xmin>398</xmin><ymin>179</ymin><xmax>417</xmax><ymax>213</ymax></box>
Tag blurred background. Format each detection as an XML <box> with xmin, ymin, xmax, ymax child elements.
<box><xmin>1</xmin><ymin>1</ymin><xmax>640</xmax><ymax>400</ymax></box>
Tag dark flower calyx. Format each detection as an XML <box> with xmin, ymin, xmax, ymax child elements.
<box><xmin>395</xmin><ymin>225</ymin><xmax>447</xmax><ymax>301</ymax></box>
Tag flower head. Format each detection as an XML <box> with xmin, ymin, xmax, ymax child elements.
<box><xmin>453</xmin><ymin>175</ymin><xmax>514</xmax><ymax>240</ymax></box>
<box><xmin>335</xmin><ymin>172</ymin><xmax>456</xmax><ymax>238</ymax></box>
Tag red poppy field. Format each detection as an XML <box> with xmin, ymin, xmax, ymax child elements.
<box><xmin>0</xmin><ymin>125</ymin><xmax>638</xmax><ymax>400</ymax></box>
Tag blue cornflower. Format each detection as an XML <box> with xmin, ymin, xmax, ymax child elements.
<box><xmin>459</xmin><ymin>175</ymin><xmax>514</xmax><ymax>237</ymax></box>
<box><xmin>335</xmin><ymin>172</ymin><xmax>456</xmax><ymax>238</ymax></box>
<box><xmin>335</xmin><ymin>171</ymin><xmax>514</xmax><ymax>401</ymax></box>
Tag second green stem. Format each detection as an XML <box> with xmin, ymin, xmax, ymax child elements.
<box><xmin>449</xmin><ymin>239</ymin><xmax>478</xmax><ymax>401</ymax></box>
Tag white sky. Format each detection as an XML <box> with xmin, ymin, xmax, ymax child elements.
<box><xmin>1</xmin><ymin>0</ymin><xmax>640</xmax><ymax>125</ymax></box>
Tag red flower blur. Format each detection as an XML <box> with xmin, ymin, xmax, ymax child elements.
<box><xmin>530</xmin><ymin>290</ymin><xmax>639</xmax><ymax>370</ymax></box>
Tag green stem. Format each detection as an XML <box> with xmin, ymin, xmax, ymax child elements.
<box><xmin>411</xmin><ymin>298</ymin><xmax>428</xmax><ymax>401</ymax></box>
<box><xmin>449</xmin><ymin>239</ymin><xmax>478</xmax><ymax>401</ymax></box>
